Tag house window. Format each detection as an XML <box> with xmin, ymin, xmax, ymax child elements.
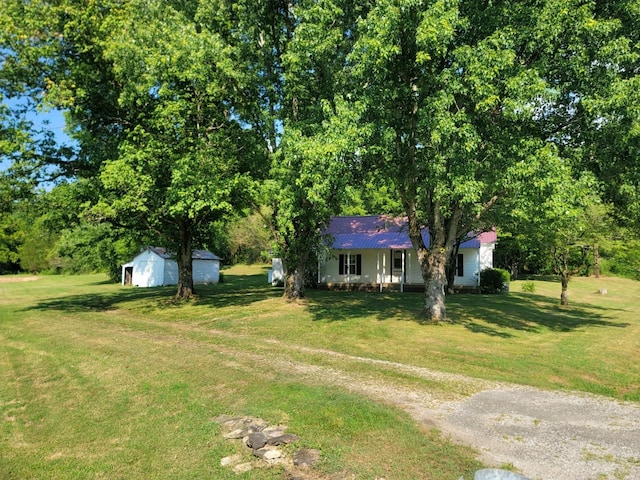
<box><xmin>339</xmin><ymin>254</ymin><xmax>362</xmax><ymax>275</ymax></box>
<box><xmin>393</xmin><ymin>250</ymin><xmax>403</xmax><ymax>270</ymax></box>
<box><xmin>457</xmin><ymin>253</ymin><xmax>464</xmax><ymax>277</ymax></box>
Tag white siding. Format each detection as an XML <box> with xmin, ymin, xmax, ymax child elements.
<box><xmin>456</xmin><ymin>248</ymin><xmax>479</xmax><ymax>286</ymax></box>
<box><xmin>320</xmin><ymin>246</ymin><xmax>494</xmax><ymax>287</ymax></box>
<box><xmin>319</xmin><ymin>250</ymin><xmax>378</xmax><ymax>284</ymax></box>
<box><xmin>271</xmin><ymin>258</ymin><xmax>284</xmax><ymax>285</ymax></box>
<box><xmin>479</xmin><ymin>243</ymin><xmax>495</xmax><ymax>271</ymax></box>
<box><xmin>405</xmin><ymin>251</ymin><xmax>422</xmax><ymax>284</ymax></box>
<box><xmin>164</xmin><ymin>260</ymin><xmax>179</xmax><ymax>286</ymax></box>
<box><xmin>193</xmin><ymin>259</ymin><xmax>220</xmax><ymax>284</ymax></box>
<box><xmin>131</xmin><ymin>250</ymin><xmax>166</xmax><ymax>287</ymax></box>
<box><xmin>125</xmin><ymin>249</ymin><xmax>220</xmax><ymax>287</ymax></box>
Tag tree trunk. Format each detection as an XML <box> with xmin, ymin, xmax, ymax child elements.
<box><xmin>593</xmin><ymin>243</ymin><xmax>600</xmax><ymax>278</ymax></box>
<box><xmin>509</xmin><ymin>258</ymin><xmax>519</xmax><ymax>281</ymax></box>
<box><xmin>406</xmin><ymin>204</ymin><xmax>460</xmax><ymax>322</ymax></box>
<box><xmin>176</xmin><ymin>221</ymin><xmax>195</xmax><ymax>299</ymax></box>
<box><xmin>560</xmin><ymin>272</ymin><xmax>569</xmax><ymax>306</ymax></box>
<box><xmin>283</xmin><ymin>256</ymin><xmax>306</xmax><ymax>300</ymax></box>
<box><xmin>557</xmin><ymin>248</ymin><xmax>570</xmax><ymax>306</ymax></box>
<box><xmin>554</xmin><ymin>247</ymin><xmax>586</xmax><ymax>306</ymax></box>
<box><xmin>446</xmin><ymin>240</ymin><xmax>461</xmax><ymax>294</ymax></box>
<box><xmin>421</xmin><ymin>248</ymin><xmax>449</xmax><ymax>321</ymax></box>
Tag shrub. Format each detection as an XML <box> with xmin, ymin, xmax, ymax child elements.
<box><xmin>480</xmin><ymin>268</ymin><xmax>510</xmax><ymax>294</ymax></box>
<box><xmin>521</xmin><ymin>281</ymin><xmax>536</xmax><ymax>293</ymax></box>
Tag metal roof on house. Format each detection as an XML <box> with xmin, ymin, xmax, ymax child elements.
<box><xmin>325</xmin><ymin>216</ymin><xmax>496</xmax><ymax>250</ymax></box>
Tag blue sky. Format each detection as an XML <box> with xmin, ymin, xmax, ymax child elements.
<box><xmin>1</xmin><ymin>97</ymin><xmax>72</xmax><ymax>170</ymax></box>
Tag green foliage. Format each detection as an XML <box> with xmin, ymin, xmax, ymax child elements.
<box><xmin>599</xmin><ymin>238</ymin><xmax>640</xmax><ymax>281</ymax></box>
<box><xmin>95</xmin><ymin>0</ymin><xmax>260</xmax><ymax>229</ymax></box>
<box><xmin>521</xmin><ymin>281</ymin><xmax>536</xmax><ymax>293</ymax></box>
<box><xmin>17</xmin><ymin>217</ymin><xmax>58</xmax><ymax>273</ymax></box>
<box><xmin>480</xmin><ymin>268</ymin><xmax>510</xmax><ymax>294</ymax></box>
<box><xmin>227</xmin><ymin>209</ymin><xmax>273</xmax><ymax>264</ymax></box>
<box><xmin>271</xmin><ymin>98</ymin><xmax>368</xmax><ymax>297</ymax></box>
<box><xmin>52</xmin><ymin>222</ymin><xmax>138</xmax><ymax>281</ymax></box>
<box><xmin>0</xmin><ymin>212</ymin><xmax>22</xmax><ymax>273</ymax></box>
<box><xmin>199</xmin><ymin>220</ymin><xmax>232</xmax><ymax>265</ymax></box>
<box><xmin>340</xmin><ymin>181</ymin><xmax>403</xmax><ymax>216</ymax></box>
<box><xmin>2</xmin><ymin>0</ymin><xmax>639</xmax><ymax>312</ymax></box>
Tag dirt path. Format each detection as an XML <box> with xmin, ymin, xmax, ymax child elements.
<box><xmin>203</xmin><ymin>332</ymin><xmax>640</xmax><ymax>480</ymax></box>
<box><xmin>0</xmin><ymin>275</ymin><xmax>38</xmax><ymax>283</ymax></box>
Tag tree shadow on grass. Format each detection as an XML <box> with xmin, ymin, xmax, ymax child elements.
<box><xmin>305</xmin><ymin>288</ymin><xmax>629</xmax><ymax>337</ymax></box>
<box><xmin>446</xmin><ymin>292</ymin><xmax>629</xmax><ymax>336</ymax></box>
<box><xmin>23</xmin><ymin>272</ymin><xmax>281</xmax><ymax>314</ymax></box>
<box><xmin>306</xmin><ymin>289</ymin><xmax>426</xmax><ymax>323</ymax></box>
<box><xmin>23</xmin><ymin>272</ymin><xmax>631</xmax><ymax>339</ymax></box>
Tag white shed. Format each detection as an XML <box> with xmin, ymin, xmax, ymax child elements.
<box><xmin>122</xmin><ymin>247</ymin><xmax>221</xmax><ymax>287</ymax></box>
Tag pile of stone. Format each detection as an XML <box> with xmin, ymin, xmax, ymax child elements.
<box><xmin>215</xmin><ymin>415</ymin><xmax>321</xmax><ymax>477</ymax></box>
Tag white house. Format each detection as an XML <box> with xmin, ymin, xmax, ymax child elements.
<box><xmin>317</xmin><ymin>216</ymin><xmax>496</xmax><ymax>291</ymax></box>
<box><xmin>122</xmin><ymin>247</ymin><xmax>221</xmax><ymax>287</ymax></box>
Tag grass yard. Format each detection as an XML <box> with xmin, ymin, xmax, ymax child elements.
<box><xmin>1</xmin><ymin>266</ymin><xmax>638</xmax><ymax>479</ymax></box>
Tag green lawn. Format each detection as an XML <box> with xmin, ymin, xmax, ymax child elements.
<box><xmin>1</xmin><ymin>267</ymin><xmax>638</xmax><ymax>479</ymax></box>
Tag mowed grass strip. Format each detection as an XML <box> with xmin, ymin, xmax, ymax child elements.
<box><xmin>161</xmin><ymin>266</ymin><xmax>638</xmax><ymax>401</ymax></box>
<box><xmin>0</xmin><ymin>273</ymin><xmax>482</xmax><ymax>479</ymax></box>
<box><xmin>1</xmin><ymin>266</ymin><xmax>638</xmax><ymax>478</ymax></box>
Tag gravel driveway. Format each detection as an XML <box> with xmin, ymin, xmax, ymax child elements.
<box><xmin>215</xmin><ymin>337</ymin><xmax>640</xmax><ymax>480</ymax></box>
<box><xmin>173</xmin><ymin>326</ymin><xmax>640</xmax><ymax>480</ymax></box>
<box><xmin>433</xmin><ymin>386</ymin><xmax>640</xmax><ymax>480</ymax></box>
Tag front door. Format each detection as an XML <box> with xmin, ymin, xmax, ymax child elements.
<box><xmin>391</xmin><ymin>249</ymin><xmax>405</xmax><ymax>283</ymax></box>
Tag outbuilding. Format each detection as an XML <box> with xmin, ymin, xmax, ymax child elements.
<box><xmin>122</xmin><ymin>247</ymin><xmax>221</xmax><ymax>287</ymax></box>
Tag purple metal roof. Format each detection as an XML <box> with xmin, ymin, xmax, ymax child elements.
<box><xmin>325</xmin><ymin>216</ymin><xmax>496</xmax><ymax>250</ymax></box>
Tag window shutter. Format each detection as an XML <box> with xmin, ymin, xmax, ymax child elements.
<box><xmin>356</xmin><ymin>254</ymin><xmax>362</xmax><ymax>275</ymax></box>
<box><xmin>339</xmin><ymin>254</ymin><xmax>345</xmax><ymax>275</ymax></box>
<box><xmin>457</xmin><ymin>253</ymin><xmax>464</xmax><ymax>276</ymax></box>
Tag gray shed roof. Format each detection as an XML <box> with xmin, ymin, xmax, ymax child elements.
<box><xmin>144</xmin><ymin>247</ymin><xmax>221</xmax><ymax>261</ymax></box>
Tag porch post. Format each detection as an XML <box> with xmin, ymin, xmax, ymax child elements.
<box><xmin>401</xmin><ymin>249</ymin><xmax>405</xmax><ymax>293</ymax></box>
<box><xmin>382</xmin><ymin>250</ymin><xmax>387</xmax><ymax>289</ymax></box>
<box><xmin>377</xmin><ymin>251</ymin><xmax>382</xmax><ymax>292</ymax></box>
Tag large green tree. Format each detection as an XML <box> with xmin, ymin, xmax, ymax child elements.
<box><xmin>2</xmin><ymin>1</ymin><xmax>265</xmax><ymax>295</ymax></box>
<box><xmin>1</xmin><ymin>0</ymin><xmax>125</xmax><ymax>179</ymax></box>
<box><xmin>202</xmin><ymin>0</ymin><xmax>369</xmax><ymax>299</ymax></box>
<box><xmin>577</xmin><ymin>2</ymin><xmax>640</xmax><ymax>228</ymax></box>
<box><xmin>271</xmin><ymin>99</ymin><xmax>367</xmax><ymax>298</ymax></box>
<box><xmin>273</xmin><ymin>1</ymin><xmax>379</xmax><ymax>299</ymax></box>
<box><xmin>346</xmin><ymin>0</ymin><xmax>639</xmax><ymax>321</ymax></box>
<box><xmin>92</xmin><ymin>0</ymin><xmax>262</xmax><ymax>297</ymax></box>
<box><xmin>1</xmin><ymin>0</ymin><xmax>136</xmax><ymax>277</ymax></box>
